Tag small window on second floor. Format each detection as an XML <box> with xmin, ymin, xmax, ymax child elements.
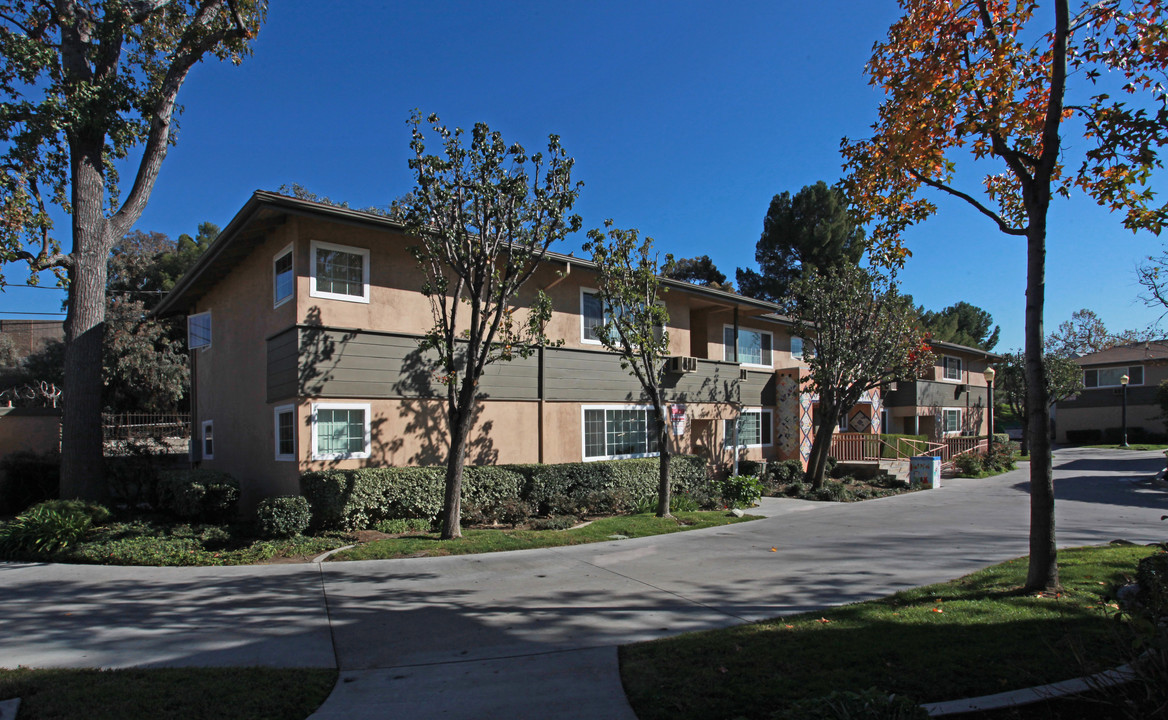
<box><xmin>188</xmin><ymin>312</ymin><xmax>211</xmax><ymax>350</ymax></box>
<box><xmin>310</xmin><ymin>240</ymin><xmax>370</xmax><ymax>303</ymax></box>
<box><xmin>791</xmin><ymin>336</ymin><xmax>804</xmax><ymax>360</ymax></box>
<box><xmin>943</xmin><ymin>356</ymin><xmax>962</xmax><ymax>381</ymax></box>
<box><xmin>581</xmin><ymin>289</ymin><xmax>604</xmax><ymax>343</ymax></box>
<box><xmin>273</xmin><ymin>246</ymin><xmax>293</xmax><ymax>307</ymax></box>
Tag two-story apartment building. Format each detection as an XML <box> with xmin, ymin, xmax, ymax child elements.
<box><xmin>156</xmin><ymin>191</ymin><xmax>996</xmax><ymax>507</ymax></box>
<box><xmin>1055</xmin><ymin>341</ymin><xmax>1168</xmax><ymax>443</ymax></box>
<box><xmin>882</xmin><ymin>340</ymin><xmax>1000</xmax><ymax>440</ymax></box>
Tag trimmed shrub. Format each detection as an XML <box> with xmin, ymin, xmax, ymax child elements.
<box><xmin>814</xmin><ymin>480</ymin><xmax>850</xmax><ymax>502</ymax></box>
<box><xmin>255</xmin><ymin>495</ymin><xmax>311</xmax><ymax>539</ymax></box>
<box><xmin>719</xmin><ymin>475</ymin><xmax>764</xmax><ymax>508</ymax></box>
<box><xmin>1065</xmin><ymin>428</ymin><xmax>1103</xmax><ymax>445</ymax></box>
<box><xmin>530</xmin><ymin>515</ymin><xmax>578</xmax><ymax>531</ymax></box>
<box><xmin>0</xmin><ymin>451</ymin><xmax>59</xmax><ymax>515</ymax></box>
<box><xmin>0</xmin><ymin>501</ymin><xmax>95</xmax><ymax>556</ymax></box>
<box><xmin>35</xmin><ymin>499</ymin><xmax>111</xmax><ymax>525</ymax></box>
<box><xmin>877</xmin><ymin>434</ymin><xmax>929</xmax><ymax>459</ymax></box>
<box><xmin>301</xmin><ymin>455</ymin><xmax>714</xmax><ymax>531</ymax></box>
<box><xmin>736</xmin><ymin>460</ymin><xmax>764</xmax><ymax>477</ymax></box>
<box><xmin>953</xmin><ymin>452</ymin><xmax>983</xmax><ymax>477</ymax></box>
<box><xmin>992</xmin><ymin>432</ymin><xmax>1010</xmax><ymax>446</ymax></box>
<box><xmin>157</xmin><ymin>469</ymin><xmax>239</xmax><ymax>521</ymax></box>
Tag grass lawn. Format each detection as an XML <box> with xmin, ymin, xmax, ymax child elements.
<box><xmin>620</xmin><ymin>544</ymin><xmax>1160</xmax><ymax>720</ymax></box>
<box><xmin>335</xmin><ymin>511</ymin><xmax>758</xmax><ymax>561</ymax></box>
<box><xmin>0</xmin><ymin>667</ymin><xmax>336</xmax><ymax>720</ymax></box>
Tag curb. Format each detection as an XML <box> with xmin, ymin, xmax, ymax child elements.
<box><xmin>922</xmin><ymin>662</ymin><xmax>1137</xmax><ymax>716</ymax></box>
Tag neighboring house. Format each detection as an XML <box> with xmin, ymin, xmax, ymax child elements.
<box><xmin>0</xmin><ymin>319</ymin><xmax>64</xmax><ymax>361</ymax></box>
<box><xmin>1055</xmin><ymin>341</ymin><xmax>1168</xmax><ymax>443</ymax></box>
<box><xmin>882</xmin><ymin>340</ymin><xmax>1001</xmax><ymax>441</ymax></box>
<box><xmin>155</xmin><ymin>191</ymin><xmax>974</xmax><ymax>507</ymax></box>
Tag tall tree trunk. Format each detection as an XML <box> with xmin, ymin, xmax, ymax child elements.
<box><xmin>805</xmin><ymin>405</ymin><xmax>837</xmax><ymax>489</ymax></box>
<box><xmin>1024</xmin><ymin>224</ymin><xmax>1058</xmax><ymax>592</ymax></box>
<box><xmin>59</xmin><ymin>146</ymin><xmax>110</xmax><ymax>501</ymax></box>
<box><xmin>655</xmin><ymin>404</ymin><xmax>672</xmax><ymax>518</ymax></box>
<box><xmin>440</xmin><ymin>383</ymin><xmax>478</xmax><ymax>540</ymax></box>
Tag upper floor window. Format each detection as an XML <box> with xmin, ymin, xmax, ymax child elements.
<box><xmin>723</xmin><ymin>326</ymin><xmax>773</xmax><ymax>368</ymax></box>
<box><xmin>791</xmin><ymin>336</ymin><xmax>804</xmax><ymax>360</ymax></box>
<box><xmin>310</xmin><ymin>240</ymin><xmax>370</xmax><ymax>303</ymax></box>
<box><xmin>201</xmin><ymin>420</ymin><xmax>214</xmax><ymax>459</ymax></box>
<box><xmin>942</xmin><ymin>356</ymin><xmax>962</xmax><ymax>381</ymax></box>
<box><xmin>273</xmin><ymin>245</ymin><xmax>294</xmax><ymax>307</ymax></box>
<box><xmin>581</xmin><ymin>288</ymin><xmax>605</xmax><ymax>344</ymax></box>
<box><xmin>188</xmin><ymin>311</ymin><xmax>211</xmax><ymax>350</ymax></box>
<box><xmin>1084</xmin><ymin>366</ymin><xmax>1144</xmax><ymax>388</ymax></box>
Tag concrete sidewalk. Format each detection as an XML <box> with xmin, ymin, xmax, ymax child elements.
<box><xmin>2</xmin><ymin>448</ymin><xmax>1166</xmax><ymax>719</ymax></box>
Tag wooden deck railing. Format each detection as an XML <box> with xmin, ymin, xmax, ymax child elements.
<box><xmin>830</xmin><ymin>433</ymin><xmax>985</xmax><ymax>462</ymax></box>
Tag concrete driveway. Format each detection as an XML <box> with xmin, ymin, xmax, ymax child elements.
<box><xmin>2</xmin><ymin>447</ymin><xmax>1166</xmax><ymax>719</ymax></box>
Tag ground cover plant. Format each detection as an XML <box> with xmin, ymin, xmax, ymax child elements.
<box><xmin>335</xmin><ymin>511</ymin><xmax>758</xmax><ymax>561</ymax></box>
<box><xmin>620</xmin><ymin>544</ymin><xmax>1160</xmax><ymax>720</ymax></box>
<box><xmin>953</xmin><ymin>441</ymin><xmax>1020</xmax><ymax>478</ymax></box>
<box><xmin>0</xmin><ymin>667</ymin><xmax>336</xmax><ymax>720</ymax></box>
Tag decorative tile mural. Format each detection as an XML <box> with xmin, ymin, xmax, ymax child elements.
<box><xmin>775</xmin><ymin>373</ymin><xmax>801</xmax><ymax>459</ymax></box>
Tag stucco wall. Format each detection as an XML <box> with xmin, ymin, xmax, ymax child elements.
<box><xmin>0</xmin><ymin>408</ymin><xmax>60</xmax><ymax>459</ymax></box>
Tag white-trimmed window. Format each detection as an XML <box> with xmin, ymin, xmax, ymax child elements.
<box><xmin>310</xmin><ymin>240</ymin><xmax>370</xmax><ymax>303</ymax></box>
<box><xmin>583</xmin><ymin>405</ymin><xmax>660</xmax><ymax>460</ymax></box>
<box><xmin>188</xmin><ymin>311</ymin><xmax>212</xmax><ymax>350</ymax></box>
<box><xmin>274</xmin><ymin>404</ymin><xmax>296</xmax><ymax>461</ymax></box>
<box><xmin>201</xmin><ymin>420</ymin><xmax>214</xmax><ymax>460</ymax></box>
<box><xmin>1084</xmin><ymin>366</ymin><xmax>1144</xmax><ymax>388</ymax></box>
<box><xmin>581</xmin><ymin>288</ymin><xmax>605</xmax><ymax>344</ymax></box>
<box><xmin>942</xmin><ymin>356</ymin><xmax>962</xmax><ymax>381</ymax></box>
<box><xmin>790</xmin><ymin>336</ymin><xmax>804</xmax><ymax>360</ymax></box>
<box><xmin>311</xmin><ymin>403</ymin><xmax>371</xmax><ymax>460</ymax></box>
<box><xmin>942</xmin><ymin>408</ymin><xmax>962</xmax><ymax>435</ymax></box>
<box><xmin>723</xmin><ymin>326</ymin><xmax>773</xmax><ymax>368</ymax></box>
<box><xmin>723</xmin><ymin>409</ymin><xmax>773</xmax><ymax>448</ymax></box>
<box><xmin>273</xmin><ymin>245</ymin><xmax>294</xmax><ymax>307</ymax></box>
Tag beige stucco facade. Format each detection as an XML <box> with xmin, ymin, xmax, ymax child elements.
<box><xmin>162</xmin><ymin>192</ymin><xmax>999</xmax><ymax>507</ymax></box>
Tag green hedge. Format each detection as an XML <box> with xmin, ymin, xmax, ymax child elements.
<box><xmin>301</xmin><ymin>455</ymin><xmax>712</xmax><ymax>531</ymax></box>
<box><xmin>157</xmin><ymin>469</ymin><xmax>240</xmax><ymax>521</ymax></box>
<box><xmin>876</xmin><ymin>434</ymin><xmax>930</xmax><ymax>458</ymax></box>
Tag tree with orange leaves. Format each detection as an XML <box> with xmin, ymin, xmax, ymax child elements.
<box><xmin>842</xmin><ymin>0</ymin><xmax>1168</xmax><ymax>592</ymax></box>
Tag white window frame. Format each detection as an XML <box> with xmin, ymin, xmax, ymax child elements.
<box><xmin>723</xmin><ymin>325</ymin><xmax>774</xmax><ymax>369</ymax></box>
<box><xmin>1084</xmin><ymin>365</ymin><xmax>1144</xmax><ymax>388</ymax></box>
<box><xmin>790</xmin><ymin>336</ymin><xmax>804</xmax><ymax>360</ymax></box>
<box><xmin>942</xmin><ymin>355</ymin><xmax>963</xmax><ymax>382</ymax></box>
<box><xmin>580</xmin><ymin>287</ymin><xmax>604</xmax><ymax>345</ymax></box>
<box><xmin>581</xmin><ymin>404</ymin><xmax>661</xmax><ymax>461</ymax></box>
<box><xmin>311</xmin><ymin>402</ymin><xmax>371</xmax><ymax>460</ymax></box>
<box><xmin>273</xmin><ymin>243</ymin><xmax>294</xmax><ymax>308</ymax></box>
<box><xmin>723</xmin><ymin>408</ymin><xmax>773</xmax><ymax>448</ymax></box>
<box><xmin>188</xmin><ymin>311</ymin><xmax>212</xmax><ymax>350</ymax></box>
<box><xmin>309</xmin><ymin>240</ymin><xmax>370</xmax><ymax>304</ymax></box>
<box><xmin>274</xmin><ymin>404</ymin><xmax>296</xmax><ymax>462</ymax></box>
<box><xmin>201</xmin><ymin>419</ymin><xmax>214</xmax><ymax>460</ymax></box>
<box><xmin>942</xmin><ymin>408</ymin><xmax>962</xmax><ymax>435</ymax></box>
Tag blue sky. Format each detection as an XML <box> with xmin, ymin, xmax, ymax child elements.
<box><xmin>3</xmin><ymin>0</ymin><xmax>1165</xmax><ymax>350</ymax></box>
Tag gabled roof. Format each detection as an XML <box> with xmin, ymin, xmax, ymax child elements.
<box><xmin>929</xmin><ymin>339</ymin><xmax>1003</xmax><ymax>362</ymax></box>
<box><xmin>155</xmin><ymin>190</ymin><xmax>783</xmax><ymax>318</ymax></box>
<box><xmin>1073</xmin><ymin>341</ymin><xmax>1168</xmax><ymax>367</ymax></box>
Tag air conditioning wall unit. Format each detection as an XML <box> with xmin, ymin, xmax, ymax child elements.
<box><xmin>668</xmin><ymin>356</ymin><xmax>699</xmax><ymax>374</ymax></box>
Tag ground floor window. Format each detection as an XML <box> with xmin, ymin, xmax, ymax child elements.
<box><xmin>583</xmin><ymin>406</ymin><xmax>660</xmax><ymax>460</ymax></box>
<box><xmin>275</xmin><ymin>404</ymin><xmax>296</xmax><ymax>461</ymax></box>
<box><xmin>312</xmin><ymin>403</ymin><xmax>371</xmax><ymax>460</ymax></box>
<box><xmin>724</xmin><ymin>409</ymin><xmax>772</xmax><ymax>448</ymax></box>
<box><xmin>201</xmin><ymin>419</ymin><xmax>214</xmax><ymax>460</ymax></box>
<box><xmin>942</xmin><ymin>408</ymin><xmax>962</xmax><ymax>435</ymax></box>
